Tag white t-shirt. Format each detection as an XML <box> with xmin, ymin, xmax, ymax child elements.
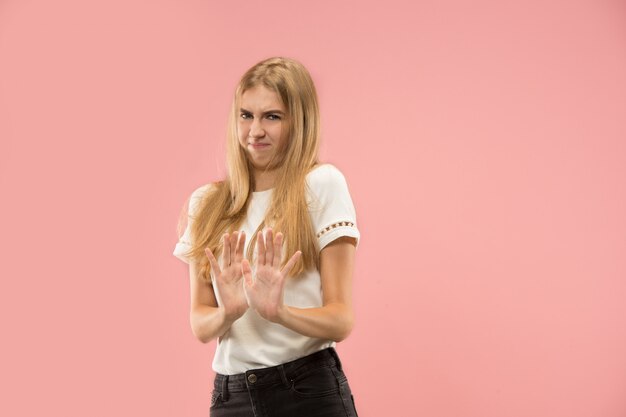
<box><xmin>173</xmin><ymin>163</ymin><xmax>360</xmax><ymax>374</ymax></box>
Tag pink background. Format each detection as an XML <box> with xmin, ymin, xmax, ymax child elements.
<box><xmin>1</xmin><ymin>0</ymin><xmax>625</xmax><ymax>416</ymax></box>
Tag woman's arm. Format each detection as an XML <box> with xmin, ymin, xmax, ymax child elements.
<box><xmin>188</xmin><ymin>260</ymin><xmax>235</xmax><ymax>343</ymax></box>
<box><xmin>189</xmin><ymin>232</ymin><xmax>250</xmax><ymax>343</ymax></box>
<box><xmin>242</xmin><ymin>230</ymin><xmax>357</xmax><ymax>342</ymax></box>
<box><xmin>274</xmin><ymin>236</ymin><xmax>356</xmax><ymax>342</ymax></box>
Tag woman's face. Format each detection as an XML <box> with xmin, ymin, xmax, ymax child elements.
<box><xmin>237</xmin><ymin>85</ymin><xmax>289</xmax><ymax>171</ymax></box>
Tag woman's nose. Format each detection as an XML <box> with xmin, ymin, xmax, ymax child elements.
<box><xmin>249</xmin><ymin>119</ymin><xmax>265</xmax><ymax>137</ymax></box>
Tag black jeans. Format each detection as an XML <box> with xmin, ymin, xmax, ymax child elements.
<box><xmin>210</xmin><ymin>347</ymin><xmax>359</xmax><ymax>417</ymax></box>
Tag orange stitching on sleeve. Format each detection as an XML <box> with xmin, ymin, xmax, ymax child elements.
<box><xmin>316</xmin><ymin>221</ymin><xmax>355</xmax><ymax>239</ymax></box>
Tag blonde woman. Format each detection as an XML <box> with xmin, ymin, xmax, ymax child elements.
<box><xmin>173</xmin><ymin>57</ymin><xmax>360</xmax><ymax>417</ymax></box>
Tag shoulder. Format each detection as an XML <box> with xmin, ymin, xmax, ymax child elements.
<box><xmin>187</xmin><ymin>182</ymin><xmax>219</xmax><ymax>215</ymax></box>
<box><xmin>190</xmin><ymin>182</ymin><xmax>214</xmax><ymax>200</ymax></box>
<box><xmin>305</xmin><ymin>163</ymin><xmax>349</xmax><ymax>192</ymax></box>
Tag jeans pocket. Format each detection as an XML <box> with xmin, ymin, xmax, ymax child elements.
<box><xmin>290</xmin><ymin>366</ymin><xmax>341</xmax><ymax>398</ymax></box>
<box><xmin>210</xmin><ymin>389</ymin><xmax>221</xmax><ymax>408</ymax></box>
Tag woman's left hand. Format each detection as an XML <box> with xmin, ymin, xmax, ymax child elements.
<box><xmin>242</xmin><ymin>228</ymin><xmax>301</xmax><ymax>322</ymax></box>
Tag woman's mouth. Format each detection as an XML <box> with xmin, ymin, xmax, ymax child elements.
<box><xmin>250</xmin><ymin>143</ymin><xmax>270</xmax><ymax>149</ymax></box>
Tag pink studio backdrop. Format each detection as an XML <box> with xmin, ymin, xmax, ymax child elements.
<box><xmin>1</xmin><ymin>0</ymin><xmax>625</xmax><ymax>416</ymax></box>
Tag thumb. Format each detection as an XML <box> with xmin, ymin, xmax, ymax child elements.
<box><xmin>241</xmin><ymin>259</ymin><xmax>253</xmax><ymax>287</ymax></box>
<box><xmin>281</xmin><ymin>250</ymin><xmax>302</xmax><ymax>276</ymax></box>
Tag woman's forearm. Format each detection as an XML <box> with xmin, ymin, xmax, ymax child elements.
<box><xmin>190</xmin><ymin>305</ymin><xmax>237</xmax><ymax>343</ymax></box>
<box><xmin>274</xmin><ymin>302</ymin><xmax>354</xmax><ymax>342</ymax></box>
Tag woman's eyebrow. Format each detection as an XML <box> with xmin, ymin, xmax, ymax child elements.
<box><xmin>239</xmin><ymin>107</ymin><xmax>285</xmax><ymax>115</ymax></box>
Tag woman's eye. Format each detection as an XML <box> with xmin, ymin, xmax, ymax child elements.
<box><xmin>240</xmin><ymin>113</ymin><xmax>251</xmax><ymax>119</ymax></box>
<box><xmin>267</xmin><ymin>114</ymin><xmax>281</xmax><ymax>120</ymax></box>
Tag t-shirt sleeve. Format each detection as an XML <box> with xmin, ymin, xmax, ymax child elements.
<box><xmin>307</xmin><ymin>164</ymin><xmax>360</xmax><ymax>251</ymax></box>
<box><xmin>173</xmin><ymin>184</ymin><xmax>212</xmax><ymax>264</ymax></box>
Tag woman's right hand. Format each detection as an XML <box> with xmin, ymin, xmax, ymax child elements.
<box><xmin>205</xmin><ymin>231</ymin><xmax>249</xmax><ymax>322</ymax></box>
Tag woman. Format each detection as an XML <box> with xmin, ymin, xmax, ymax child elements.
<box><xmin>173</xmin><ymin>56</ymin><xmax>360</xmax><ymax>417</ymax></box>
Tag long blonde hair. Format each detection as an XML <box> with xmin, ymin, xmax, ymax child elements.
<box><xmin>178</xmin><ymin>57</ymin><xmax>322</xmax><ymax>281</ymax></box>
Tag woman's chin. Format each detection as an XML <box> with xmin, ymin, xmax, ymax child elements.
<box><xmin>249</xmin><ymin>160</ymin><xmax>271</xmax><ymax>171</ymax></box>
<box><xmin>249</xmin><ymin>157</ymin><xmax>282</xmax><ymax>172</ymax></box>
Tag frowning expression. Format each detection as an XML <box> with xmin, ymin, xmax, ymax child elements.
<box><xmin>237</xmin><ymin>85</ymin><xmax>289</xmax><ymax>171</ymax></box>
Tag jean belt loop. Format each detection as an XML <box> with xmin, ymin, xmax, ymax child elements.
<box><xmin>221</xmin><ymin>374</ymin><xmax>229</xmax><ymax>402</ymax></box>
<box><xmin>329</xmin><ymin>347</ymin><xmax>344</xmax><ymax>372</ymax></box>
<box><xmin>278</xmin><ymin>364</ymin><xmax>290</xmax><ymax>388</ymax></box>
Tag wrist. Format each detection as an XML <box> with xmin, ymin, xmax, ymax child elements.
<box><xmin>221</xmin><ymin>305</ymin><xmax>245</xmax><ymax>323</ymax></box>
<box><xmin>271</xmin><ymin>304</ymin><xmax>290</xmax><ymax>325</ymax></box>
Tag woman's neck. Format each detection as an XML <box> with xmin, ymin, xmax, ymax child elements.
<box><xmin>253</xmin><ymin>168</ymin><xmax>278</xmax><ymax>192</ymax></box>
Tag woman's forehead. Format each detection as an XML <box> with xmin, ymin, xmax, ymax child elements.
<box><xmin>240</xmin><ymin>86</ymin><xmax>286</xmax><ymax>111</ymax></box>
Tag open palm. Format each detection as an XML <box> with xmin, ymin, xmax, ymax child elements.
<box><xmin>205</xmin><ymin>231</ymin><xmax>249</xmax><ymax>321</ymax></box>
<box><xmin>242</xmin><ymin>228</ymin><xmax>301</xmax><ymax>322</ymax></box>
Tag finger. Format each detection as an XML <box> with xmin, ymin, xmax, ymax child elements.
<box><xmin>265</xmin><ymin>228</ymin><xmax>274</xmax><ymax>266</ymax></box>
<box><xmin>229</xmin><ymin>232</ymin><xmax>239</xmax><ymax>264</ymax></box>
<box><xmin>235</xmin><ymin>230</ymin><xmax>246</xmax><ymax>262</ymax></box>
<box><xmin>222</xmin><ymin>233</ymin><xmax>230</xmax><ymax>266</ymax></box>
<box><xmin>205</xmin><ymin>247</ymin><xmax>221</xmax><ymax>276</ymax></box>
<box><xmin>281</xmin><ymin>250</ymin><xmax>302</xmax><ymax>277</ymax></box>
<box><xmin>257</xmin><ymin>231</ymin><xmax>266</xmax><ymax>265</ymax></box>
<box><xmin>241</xmin><ymin>259</ymin><xmax>253</xmax><ymax>287</ymax></box>
<box><xmin>273</xmin><ymin>232</ymin><xmax>283</xmax><ymax>268</ymax></box>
